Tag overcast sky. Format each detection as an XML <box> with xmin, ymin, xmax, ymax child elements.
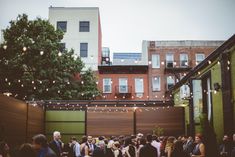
<box><xmin>0</xmin><ymin>0</ymin><xmax>235</xmax><ymax>52</ymax></box>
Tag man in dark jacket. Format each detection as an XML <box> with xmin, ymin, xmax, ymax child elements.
<box><xmin>32</xmin><ymin>134</ymin><xmax>57</xmax><ymax>157</ymax></box>
<box><xmin>139</xmin><ymin>134</ymin><xmax>158</xmax><ymax>157</ymax></box>
<box><xmin>49</xmin><ymin>131</ymin><xmax>63</xmax><ymax>157</ymax></box>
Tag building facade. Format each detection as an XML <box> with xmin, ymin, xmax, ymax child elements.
<box><xmin>49</xmin><ymin>7</ymin><xmax>102</xmax><ymax>71</ymax></box>
<box><xmin>142</xmin><ymin>40</ymin><xmax>224</xmax><ymax>101</ymax></box>
<box><xmin>171</xmin><ymin>34</ymin><xmax>235</xmax><ymax>141</ymax></box>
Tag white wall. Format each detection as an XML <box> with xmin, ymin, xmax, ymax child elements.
<box><xmin>49</xmin><ymin>7</ymin><xmax>100</xmax><ymax>71</ymax></box>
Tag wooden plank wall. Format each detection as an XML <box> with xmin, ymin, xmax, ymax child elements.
<box><xmin>87</xmin><ymin>107</ymin><xmax>134</xmax><ymax>136</ymax></box>
<box><xmin>136</xmin><ymin>107</ymin><xmax>185</xmax><ymax>136</ymax></box>
<box><xmin>0</xmin><ymin>95</ymin><xmax>44</xmax><ymax>147</ymax></box>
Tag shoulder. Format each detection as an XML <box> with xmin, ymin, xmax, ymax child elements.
<box><xmin>47</xmin><ymin>147</ymin><xmax>57</xmax><ymax>157</ymax></box>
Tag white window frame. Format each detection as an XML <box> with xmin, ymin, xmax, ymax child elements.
<box><xmin>166</xmin><ymin>53</ymin><xmax>174</xmax><ymax>67</ymax></box>
<box><xmin>135</xmin><ymin>78</ymin><xmax>144</xmax><ymax>95</ymax></box>
<box><xmin>103</xmin><ymin>78</ymin><xmax>112</xmax><ymax>93</ymax></box>
<box><xmin>196</xmin><ymin>53</ymin><xmax>205</xmax><ymax>64</ymax></box>
<box><xmin>152</xmin><ymin>76</ymin><xmax>161</xmax><ymax>91</ymax></box>
<box><xmin>166</xmin><ymin>76</ymin><xmax>175</xmax><ymax>90</ymax></box>
<box><xmin>180</xmin><ymin>54</ymin><xmax>188</xmax><ymax>67</ymax></box>
<box><xmin>180</xmin><ymin>85</ymin><xmax>190</xmax><ymax>98</ymax></box>
<box><xmin>152</xmin><ymin>54</ymin><xmax>160</xmax><ymax>68</ymax></box>
<box><xmin>119</xmin><ymin>78</ymin><xmax>128</xmax><ymax>93</ymax></box>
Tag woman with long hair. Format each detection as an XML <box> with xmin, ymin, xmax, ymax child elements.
<box><xmin>191</xmin><ymin>134</ymin><xmax>205</xmax><ymax>157</ymax></box>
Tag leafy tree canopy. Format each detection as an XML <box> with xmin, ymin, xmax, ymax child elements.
<box><xmin>0</xmin><ymin>14</ymin><xmax>100</xmax><ymax>100</ymax></box>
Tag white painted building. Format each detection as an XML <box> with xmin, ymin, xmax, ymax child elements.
<box><xmin>49</xmin><ymin>7</ymin><xmax>102</xmax><ymax>71</ymax></box>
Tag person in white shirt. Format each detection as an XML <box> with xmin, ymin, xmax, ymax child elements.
<box><xmin>151</xmin><ymin>135</ymin><xmax>161</xmax><ymax>157</ymax></box>
<box><xmin>71</xmin><ymin>137</ymin><xmax>81</xmax><ymax>157</ymax></box>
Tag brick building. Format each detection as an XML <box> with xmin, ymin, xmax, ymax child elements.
<box><xmin>142</xmin><ymin>40</ymin><xmax>224</xmax><ymax>101</ymax></box>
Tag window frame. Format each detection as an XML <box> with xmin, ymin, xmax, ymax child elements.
<box><xmin>80</xmin><ymin>43</ymin><xmax>88</xmax><ymax>58</ymax></box>
<box><xmin>152</xmin><ymin>76</ymin><xmax>161</xmax><ymax>92</ymax></box>
<box><xmin>57</xmin><ymin>21</ymin><xmax>67</xmax><ymax>32</ymax></box>
<box><xmin>79</xmin><ymin>21</ymin><xmax>90</xmax><ymax>32</ymax></box>
<box><xmin>103</xmin><ymin>78</ymin><xmax>112</xmax><ymax>93</ymax></box>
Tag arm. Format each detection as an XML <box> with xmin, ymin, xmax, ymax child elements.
<box><xmin>199</xmin><ymin>144</ymin><xmax>205</xmax><ymax>157</ymax></box>
<box><xmin>85</xmin><ymin>145</ymin><xmax>89</xmax><ymax>156</ymax></box>
<box><xmin>75</xmin><ymin>144</ymin><xmax>81</xmax><ymax>157</ymax></box>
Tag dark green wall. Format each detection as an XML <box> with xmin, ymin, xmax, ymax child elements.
<box><xmin>45</xmin><ymin>110</ymin><xmax>85</xmax><ymax>143</ymax></box>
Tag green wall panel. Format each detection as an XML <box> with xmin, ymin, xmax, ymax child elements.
<box><xmin>231</xmin><ymin>46</ymin><xmax>235</xmax><ymax>128</ymax></box>
<box><xmin>46</xmin><ymin>111</ymin><xmax>85</xmax><ymax>121</ymax></box>
<box><xmin>210</xmin><ymin>63</ymin><xmax>224</xmax><ymax>141</ymax></box>
<box><xmin>45</xmin><ymin>122</ymin><xmax>85</xmax><ymax>134</ymax></box>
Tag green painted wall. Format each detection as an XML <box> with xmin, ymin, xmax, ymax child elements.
<box><xmin>45</xmin><ymin>110</ymin><xmax>85</xmax><ymax>143</ymax></box>
<box><xmin>210</xmin><ymin>62</ymin><xmax>224</xmax><ymax>141</ymax></box>
<box><xmin>173</xmin><ymin>89</ymin><xmax>189</xmax><ymax>135</ymax></box>
<box><xmin>231</xmin><ymin>46</ymin><xmax>235</xmax><ymax>129</ymax></box>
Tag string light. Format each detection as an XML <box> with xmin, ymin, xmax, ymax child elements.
<box><xmin>46</xmin><ymin>88</ymin><xmax>49</xmax><ymax>91</ymax></box>
<box><xmin>40</xmin><ymin>51</ymin><xmax>44</xmax><ymax>55</ymax></box>
<box><xmin>3</xmin><ymin>45</ymin><xmax>7</xmax><ymax>50</ymax></box>
<box><xmin>208</xmin><ymin>60</ymin><xmax>211</xmax><ymax>64</ymax></box>
<box><xmin>148</xmin><ymin>61</ymin><xmax>152</xmax><ymax>65</ymax></box>
<box><xmin>58</xmin><ymin>52</ymin><xmax>62</xmax><ymax>57</ymax></box>
<box><xmin>23</xmin><ymin>47</ymin><xmax>27</xmax><ymax>51</ymax></box>
<box><xmin>217</xmin><ymin>61</ymin><xmax>220</xmax><ymax>65</ymax></box>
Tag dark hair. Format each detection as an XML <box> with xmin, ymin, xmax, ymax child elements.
<box><xmin>146</xmin><ymin>134</ymin><xmax>152</xmax><ymax>143</ymax></box>
<box><xmin>71</xmin><ymin>136</ymin><xmax>77</xmax><ymax>141</ymax></box>
<box><xmin>32</xmin><ymin>134</ymin><xmax>48</xmax><ymax>147</ymax></box>
<box><xmin>152</xmin><ymin>135</ymin><xmax>158</xmax><ymax>141</ymax></box>
<box><xmin>124</xmin><ymin>137</ymin><xmax>132</xmax><ymax>147</ymax></box>
<box><xmin>81</xmin><ymin>136</ymin><xmax>87</xmax><ymax>143</ymax></box>
<box><xmin>139</xmin><ymin>138</ymin><xmax>146</xmax><ymax>145</ymax></box>
<box><xmin>18</xmin><ymin>143</ymin><xmax>36</xmax><ymax>157</ymax></box>
<box><xmin>174</xmin><ymin>140</ymin><xmax>183</xmax><ymax>151</ymax></box>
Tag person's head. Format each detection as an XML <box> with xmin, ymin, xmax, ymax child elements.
<box><xmin>223</xmin><ymin>135</ymin><xmax>229</xmax><ymax>142</ymax></box>
<box><xmin>97</xmin><ymin>141</ymin><xmax>105</xmax><ymax>149</ymax></box>
<box><xmin>53</xmin><ymin>131</ymin><xmax>61</xmax><ymax>141</ymax></box>
<box><xmin>81</xmin><ymin>136</ymin><xmax>88</xmax><ymax>144</ymax></box>
<box><xmin>18</xmin><ymin>143</ymin><xmax>36</xmax><ymax>157</ymax></box>
<box><xmin>152</xmin><ymin>135</ymin><xmax>158</xmax><ymax>141</ymax></box>
<box><xmin>87</xmin><ymin>136</ymin><xmax>93</xmax><ymax>143</ymax></box>
<box><xmin>112</xmin><ymin>141</ymin><xmax>120</xmax><ymax>150</ymax></box>
<box><xmin>139</xmin><ymin>138</ymin><xmax>146</xmax><ymax>145</ymax></box>
<box><xmin>137</xmin><ymin>133</ymin><xmax>143</xmax><ymax>139</ymax></box>
<box><xmin>71</xmin><ymin>137</ymin><xmax>77</xmax><ymax>145</ymax></box>
<box><xmin>233</xmin><ymin>134</ymin><xmax>235</xmax><ymax>142</ymax></box>
<box><xmin>0</xmin><ymin>141</ymin><xmax>9</xmax><ymax>155</ymax></box>
<box><xmin>32</xmin><ymin>134</ymin><xmax>48</xmax><ymax>150</ymax></box>
<box><xmin>173</xmin><ymin>140</ymin><xmax>183</xmax><ymax>152</ymax></box>
<box><xmin>146</xmin><ymin>134</ymin><xmax>152</xmax><ymax>143</ymax></box>
<box><xmin>92</xmin><ymin>138</ymin><xmax>96</xmax><ymax>144</ymax></box>
<box><xmin>124</xmin><ymin>137</ymin><xmax>132</xmax><ymax>147</ymax></box>
<box><xmin>195</xmin><ymin>134</ymin><xmax>203</xmax><ymax>144</ymax></box>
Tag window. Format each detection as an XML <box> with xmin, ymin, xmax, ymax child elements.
<box><xmin>196</xmin><ymin>53</ymin><xmax>205</xmax><ymax>64</ymax></box>
<box><xmin>59</xmin><ymin>43</ymin><xmax>66</xmax><ymax>52</ymax></box>
<box><xmin>103</xmin><ymin>78</ymin><xmax>111</xmax><ymax>93</ymax></box>
<box><xmin>152</xmin><ymin>77</ymin><xmax>160</xmax><ymax>91</ymax></box>
<box><xmin>180</xmin><ymin>54</ymin><xmax>188</xmax><ymax>67</ymax></box>
<box><xmin>79</xmin><ymin>21</ymin><xmax>90</xmax><ymax>32</ymax></box>
<box><xmin>119</xmin><ymin>78</ymin><xmax>128</xmax><ymax>93</ymax></box>
<box><xmin>135</xmin><ymin>78</ymin><xmax>144</xmax><ymax>97</ymax></box>
<box><xmin>80</xmin><ymin>43</ymin><xmax>88</xmax><ymax>57</ymax></box>
<box><xmin>166</xmin><ymin>54</ymin><xmax>174</xmax><ymax>68</ymax></box>
<box><xmin>180</xmin><ymin>85</ymin><xmax>190</xmax><ymax>98</ymax></box>
<box><xmin>166</xmin><ymin>76</ymin><xmax>175</xmax><ymax>90</ymax></box>
<box><xmin>152</xmin><ymin>54</ymin><xmax>160</xmax><ymax>68</ymax></box>
<box><xmin>57</xmin><ymin>21</ymin><xmax>67</xmax><ymax>32</ymax></box>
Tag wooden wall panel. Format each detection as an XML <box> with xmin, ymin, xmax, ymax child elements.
<box><xmin>0</xmin><ymin>95</ymin><xmax>27</xmax><ymax>146</ymax></box>
<box><xmin>87</xmin><ymin>107</ymin><xmax>134</xmax><ymax>136</ymax></box>
<box><xmin>0</xmin><ymin>95</ymin><xmax>44</xmax><ymax>147</ymax></box>
<box><xmin>136</xmin><ymin>107</ymin><xmax>185</xmax><ymax>136</ymax></box>
<box><xmin>27</xmin><ymin>105</ymin><xmax>44</xmax><ymax>142</ymax></box>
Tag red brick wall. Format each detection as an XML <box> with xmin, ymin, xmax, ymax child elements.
<box><xmin>97</xmin><ymin>73</ymin><xmax>149</xmax><ymax>100</ymax></box>
<box><xmin>148</xmin><ymin>46</ymin><xmax>218</xmax><ymax>100</ymax></box>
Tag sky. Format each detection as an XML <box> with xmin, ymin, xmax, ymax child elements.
<box><xmin>0</xmin><ymin>0</ymin><xmax>235</xmax><ymax>52</ymax></box>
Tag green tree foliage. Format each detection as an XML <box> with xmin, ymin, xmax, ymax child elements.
<box><xmin>0</xmin><ymin>14</ymin><xmax>100</xmax><ymax>100</ymax></box>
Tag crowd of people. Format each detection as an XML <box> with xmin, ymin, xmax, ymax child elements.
<box><xmin>0</xmin><ymin>131</ymin><xmax>235</xmax><ymax>157</ymax></box>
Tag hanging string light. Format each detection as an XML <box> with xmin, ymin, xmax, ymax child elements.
<box><xmin>40</xmin><ymin>51</ymin><xmax>44</xmax><ymax>55</ymax></box>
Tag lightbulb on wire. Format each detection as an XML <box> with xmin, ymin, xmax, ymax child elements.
<box><xmin>3</xmin><ymin>45</ymin><xmax>7</xmax><ymax>50</ymax></box>
<box><xmin>40</xmin><ymin>51</ymin><xmax>44</xmax><ymax>55</ymax></box>
<box><xmin>58</xmin><ymin>52</ymin><xmax>62</xmax><ymax>57</ymax></box>
<box><xmin>23</xmin><ymin>47</ymin><xmax>27</xmax><ymax>51</ymax></box>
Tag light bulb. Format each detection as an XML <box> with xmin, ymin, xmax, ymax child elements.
<box><xmin>40</xmin><ymin>51</ymin><xmax>44</xmax><ymax>55</ymax></box>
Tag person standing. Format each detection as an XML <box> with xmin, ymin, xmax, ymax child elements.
<box><xmin>71</xmin><ymin>137</ymin><xmax>81</xmax><ymax>157</ymax></box>
<box><xmin>219</xmin><ymin>135</ymin><xmax>232</xmax><ymax>157</ymax></box>
<box><xmin>32</xmin><ymin>134</ymin><xmax>56</xmax><ymax>157</ymax></box>
<box><xmin>80</xmin><ymin>136</ymin><xmax>89</xmax><ymax>157</ymax></box>
<box><xmin>49</xmin><ymin>131</ymin><xmax>63</xmax><ymax>157</ymax></box>
<box><xmin>87</xmin><ymin>136</ymin><xmax>95</xmax><ymax>156</ymax></box>
<box><xmin>139</xmin><ymin>134</ymin><xmax>158</xmax><ymax>157</ymax></box>
<box><xmin>151</xmin><ymin>135</ymin><xmax>160</xmax><ymax>157</ymax></box>
<box><xmin>191</xmin><ymin>134</ymin><xmax>205</xmax><ymax>157</ymax></box>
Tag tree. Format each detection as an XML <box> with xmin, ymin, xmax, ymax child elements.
<box><xmin>0</xmin><ymin>14</ymin><xmax>100</xmax><ymax>100</ymax></box>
